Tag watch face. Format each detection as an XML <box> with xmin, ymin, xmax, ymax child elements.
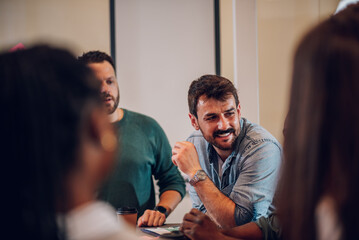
<box><xmin>189</xmin><ymin>170</ymin><xmax>207</xmax><ymax>186</ymax></box>
<box><xmin>155</xmin><ymin>206</ymin><xmax>167</xmax><ymax>214</ymax></box>
<box><xmin>197</xmin><ymin>170</ymin><xmax>207</xmax><ymax>180</ymax></box>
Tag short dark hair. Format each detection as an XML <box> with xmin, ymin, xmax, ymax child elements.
<box><xmin>188</xmin><ymin>75</ymin><xmax>239</xmax><ymax>118</ymax></box>
<box><xmin>78</xmin><ymin>50</ymin><xmax>116</xmax><ymax>72</ymax></box>
<box><xmin>0</xmin><ymin>45</ymin><xmax>102</xmax><ymax>239</ymax></box>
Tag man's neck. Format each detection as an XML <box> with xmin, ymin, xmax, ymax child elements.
<box><xmin>214</xmin><ymin>147</ymin><xmax>232</xmax><ymax>161</ymax></box>
<box><xmin>109</xmin><ymin>108</ymin><xmax>124</xmax><ymax>123</ymax></box>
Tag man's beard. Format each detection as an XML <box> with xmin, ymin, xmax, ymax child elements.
<box><xmin>102</xmin><ymin>92</ymin><xmax>120</xmax><ymax>114</ymax></box>
<box><xmin>202</xmin><ymin>127</ymin><xmax>239</xmax><ymax>151</ymax></box>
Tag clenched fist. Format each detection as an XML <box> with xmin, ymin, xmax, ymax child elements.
<box><xmin>172</xmin><ymin>141</ymin><xmax>202</xmax><ymax>179</ymax></box>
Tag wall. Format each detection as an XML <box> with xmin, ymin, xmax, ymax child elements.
<box><xmin>219</xmin><ymin>0</ymin><xmax>340</xmax><ymax>143</ymax></box>
<box><xmin>115</xmin><ymin>0</ymin><xmax>215</xmax><ymax>146</ymax></box>
<box><xmin>257</xmin><ymin>0</ymin><xmax>339</xmax><ymax>143</ymax></box>
<box><xmin>0</xmin><ymin>0</ymin><xmax>110</xmax><ymax>56</ymax></box>
<box><xmin>233</xmin><ymin>0</ymin><xmax>260</xmax><ymax>123</ymax></box>
<box><xmin>220</xmin><ymin>0</ymin><xmax>235</xmax><ymax>82</ymax></box>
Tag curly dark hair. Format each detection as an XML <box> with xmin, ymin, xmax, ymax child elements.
<box><xmin>78</xmin><ymin>50</ymin><xmax>116</xmax><ymax>71</ymax></box>
<box><xmin>188</xmin><ymin>75</ymin><xmax>239</xmax><ymax>118</ymax></box>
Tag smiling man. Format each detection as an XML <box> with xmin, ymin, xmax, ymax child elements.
<box><xmin>172</xmin><ymin>75</ymin><xmax>281</xmax><ymax>228</ymax></box>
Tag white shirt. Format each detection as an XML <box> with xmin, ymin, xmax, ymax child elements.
<box><xmin>58</xmin><ymin>201</ymin><xmax>139</xmax><ymax>240</ymax></box>
<box><xmin>316</xmin><ymin>196</ymin><xmax>342</xmax><ymax>240</ymax></box>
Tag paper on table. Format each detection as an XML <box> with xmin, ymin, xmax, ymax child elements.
<box><xmin>141</xmin><ymin>226</ymin><xmax>180</xmax><ymax>236</ymax></box>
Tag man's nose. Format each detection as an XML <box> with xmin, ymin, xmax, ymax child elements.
<box><xmin>101</xmin><ymin>82</ymin><xmax>110</xmax><ymax>94</ymax></box>
<box><xmin>218</xmin><ymin>115</ymin><xmax>229</xmax><ymax>130</ymax></box>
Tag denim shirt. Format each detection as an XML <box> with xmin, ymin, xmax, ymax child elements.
<box><xmin>187</xmin><ymin>118</ymin><xmax>282</xmax><ymax>226</ymax></box>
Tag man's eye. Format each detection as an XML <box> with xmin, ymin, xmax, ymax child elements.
<box><xmin>106</xmin><ymin>80</ymin><xmax>113</xmax><ymax>84</ymax></box>
<box><xmin>225</xmin><ymin>112</ymin><xmax>235</xmax><ymax>117</ymax></box>
<box><xmin>205</xmin><ymin>116</ymin><xmax>216</xmax><ymax>121</ymax></box>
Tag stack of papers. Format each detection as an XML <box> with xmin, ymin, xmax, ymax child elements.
<box><xmin>140</xmin><ymin>226</ymin><xmax>180</xmax><ymax>236</ymax></box>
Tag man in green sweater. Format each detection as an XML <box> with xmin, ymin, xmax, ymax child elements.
<box><xmin>78</xmin><ymin>51</ymin><xmax>186</xmax><ymax>227</ymax></box>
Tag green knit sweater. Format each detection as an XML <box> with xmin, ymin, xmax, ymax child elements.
<box><xmin>98</xmin><ymin>109</ymin><xmax>186</xmax><ymax>217</ymax></box>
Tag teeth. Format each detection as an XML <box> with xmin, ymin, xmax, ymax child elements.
<box><xmin>218</xmin><ymin>132</ymin><xmax>230</xmax><ymax>137</ymax></box>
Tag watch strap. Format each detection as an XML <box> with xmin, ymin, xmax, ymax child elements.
<box><xmin>154</xmin><ymin>205</ymin><xmax>169</xmax><ymax>218</ymax></box>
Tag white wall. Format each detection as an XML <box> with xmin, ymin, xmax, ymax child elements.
<box><xmin>0</xmin><ymin>0</ymin><xmax>110</xmax><ymax>56</ymax></box>
<box><xmin>233</xmin><ymin>0</ymin><xmax>260</xmax><ymax>124</ymax></box>
<box><xmin>115</xmin><ymin>0</ymin><xmax>215</xmax><ymax>146</ymax></box>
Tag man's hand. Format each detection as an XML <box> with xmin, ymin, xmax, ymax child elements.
<box><xmin>181</xmin><ymin>208</ymin><xmax>224</xmax><ymax>240</ymax></box>
<box><xmin>137</xmin><ymin>209</ymin><xmax>166</xmax><ymax>227</ymax></box>
<box><xmin>172</xmin><ymin>141</ymin><xmax>202</xmax><ymax>178</ymax></box>
<box><xmin>138</xmin><ymin>191</ymin><xmax>181</xmax><ymax>227</ymax></box>
<box><xmin>181</xmin><ymin>209</ymin><xmax>263</xmax><ymax>240</ymax></box>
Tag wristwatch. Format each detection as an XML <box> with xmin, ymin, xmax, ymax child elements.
<box><xmin>154</xmin><ymin>205</ymin><xmax>169</xmax><ymax>218</ymax></box>
<box><xmin>189</xmin><ymin>170</ymin><xmax>207</xmax><ymax>186</ymax></box>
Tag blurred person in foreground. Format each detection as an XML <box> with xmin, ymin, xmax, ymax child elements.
<box><xmin>1</xmin><ymin>45</ymin><xmax>138</xmax><ymax>240</ymax></box>
<box><xmin>180</xmin><ymin>2</ymin><xmax>359</xmax><ymax>240</ymax></box>
<box><xmin>78</xmin><ymin>51</ymin><xmax>185</xmax><ymax>227</ymax></box>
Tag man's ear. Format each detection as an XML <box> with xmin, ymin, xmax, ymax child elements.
<box><xmin>237</xmin><ymin>102</ymin><xmax>241</xmax><ymax>118</ymax></box>
<box><xmin>189</xmin><ymin>113</ymin><xmax>200</xmax><ymax>130</ymax></box>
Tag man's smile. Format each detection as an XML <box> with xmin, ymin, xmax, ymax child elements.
<box><xmin>213</xmin><ymin>129</ymin><xmax>235</xmax><ymax>139</ymax></box>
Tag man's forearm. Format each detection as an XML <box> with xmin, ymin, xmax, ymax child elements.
<box><xmin>221</xmin><ymin>222</ymin><xmax>263</xmax><ymax>240</ymax></box>
<box><xmin>157</xmin><ymin>190</ymin><xmax>182</xmax><ymax>216</ymax></box>
<box><xmin>194</xmin><ymin>178</ymin><xmax>236</xmax><ymax>228</ymax></box>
